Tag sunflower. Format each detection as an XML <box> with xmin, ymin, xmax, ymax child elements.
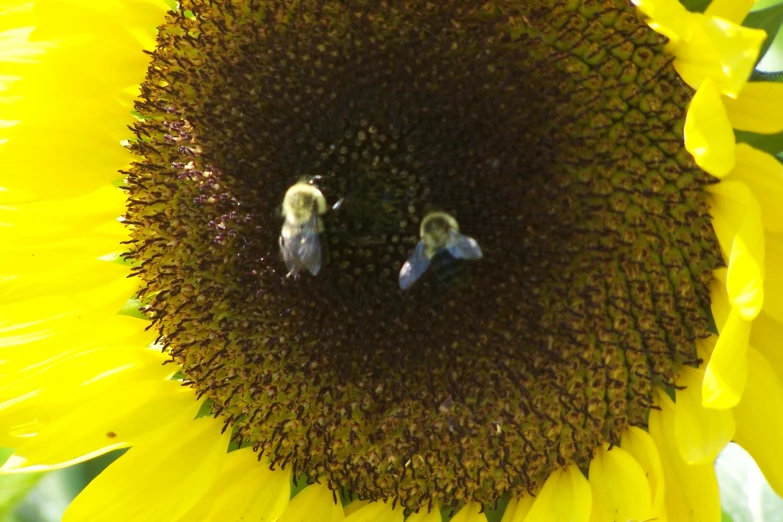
<box><xmin>2</xmin><ymin>0</ymin><xmax>783</xmax><ymax>520</ymax></box>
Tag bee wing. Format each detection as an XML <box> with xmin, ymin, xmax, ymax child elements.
<box><xmin>281</xmin><ymin>210</ymin><xmax>322</xmax><ymax>276</ymax></box>
<box><xmin>446</xmin><ymin>229</ymin><xmax>483</xmax><ymax>260</ymax></box>
<box><xmin>399</xmin><ymin>241</ymin><xmax>431</xmax><ymax>290</ymax></box>
<box><xmin>300</xmin><ymin>208</ymin><xmax>323</xmax><ymax>275</ymax></box>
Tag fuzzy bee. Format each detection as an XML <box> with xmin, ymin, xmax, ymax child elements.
<box><xmin>398</xmin><ymin>211</ymin><xmax>483</xmax><ymax>289</ymax></box>
<box><xmin>279</xmin><ymin>182</ymin><xmax>328</xmax><ymax>277</ymax></box>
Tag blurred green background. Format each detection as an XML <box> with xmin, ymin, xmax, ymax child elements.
<box><xmin>0</xmin><ymin>449</ymin><xmax>123</xmax><ymax>521</ymax></box>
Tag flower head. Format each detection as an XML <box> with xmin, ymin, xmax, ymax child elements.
<box><xmin>2</xmin><ymin>0</ymin><xmax>783</xmax><ymax>521</ymax></box>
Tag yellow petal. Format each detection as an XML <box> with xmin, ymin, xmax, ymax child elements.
<box><xmin>524</xmin><ymin>465</ymin><xmax>591</xmax><ymax>522</ymax></box>
<box><xmin>710</xmin><ymin>269</ymin><xmax>730</xmax><ymax>330</ymax></box>
<box><xmin>710</xmin><ymin>269</ymin><xmax>783</xmax><ymax>385</ymax></box>
<box><xmin>0</xmin><ymin>345</ymin><xmax>172</xmax><ymax>442</ymax></box>
<box><xmin>0</xmin><ymin>129</ymin><xmax>132</xmax><ymax>198</ymax></box>
<box><xmin>704</xmin><ymin>0</ymin><xmax>757</xmax><ymax>24</ymax></box>
<box><xmin>726</xmin><ymin>143</ymin><xmax>783</xmax><ymax>235</ymax></box>
<box><xmin>1</xmin><ymin>261</ymin><xmax>130</xmax><ymax>304</ymax></box>
<box><xmin>684</xmin><ymin>78</ymin><xmax>735</xmax><ymax>177</ymax></box>
<box><xmin>631</xmin><ymin>0</ymin><xmax>691</xmax><ymax>42</ymax></box>
<box><xmin>733</xmin><ymin>347</ymin><xmax>783</xmax><ymax>497</ymax></box>
<box><xmin>703</xmin><ymin>306</ymin><xmax>751</xmax><ymax>408</ymax></box>
<box><xmin>620</xmin><ymin>426</ymin><xmax>666</xmax><ymax>519</ymax></box>
<box><xmin>0</xmin><ymin>344</ymin><xmax>171</xmax><ymax>402</ymax></box>
<box><xmin>450</xmin><ymin>503</ymin><xmax>487</xmax><ymax>522</ymax></box>
<box><xmin>0</xmin><ymin>314</ymin><xmax>154</xmax><ymax>380</ymax></box>
<box><xmin>278</xmin><ymin>483</ymin><xmax>345</xmax><ymax>522</ymax></box>
<box><xmin>671</xmin><ymin>16</ymin><xmax>765</xmax><ymax>98</ymax></box>
<box><xmin>342</xmin><ymin>501</ymin><xmax>404</xmax><ymax>522</ymax></box>
<box><xmin>648</xmin><ymin>393</ymin><xmax>720</xmax><ymax>522</ymax></box>
<box><xmin>588</xmin><ymin>445</ymin><xmax>654</xmax><ymax>522</ymax></box>
<box><xmin>30</xmin><ymin>0</ymin><xmax>167</xmax><ymax>41</ymax></box>
<box><xmin>0</xmin><ymin>185</ymin><xmax>127</xmax><ymax>245</ymax></box>
<box><xmin>696</xmin><ymin>335</ymin><xmax>718</xmax><ymax>359</ymax></box>
<box><xmin>63</xmin><ymin>416</ymin><xmax>230</xmax><ymax>522</ymax></box>
<box><xmin>0</xmin><ymin>186</ymin><xmax>38</xmax><ymax>206</ymax></box>
<box><xmin>501</xmin><ymin>495</ymin><xmax>534</xmax><ymax>522</ymax></box>
<box><xmin>0</xmin><ymin>25</ymin><xmax>49</xmax><ymax>65</ymax></box>
<box><xmin>500</xmin><ymin>498</ymin><xmax>519</xmax><ymax>522</ymax></box>
<box><xmin>1</xmin><ymin>92</ymin><xmax>141</xmax><ymax>143</ymax></box>
<box><xmin>1</xmin><ymin>379</ymin><xmax>198</xmax><ymax>473</ymax></box>
<box><xmin>343</xmin><ymin>501</ymin><xmax>370</xmax><ymax>517</ymax></box>
<box><xmin>708</xmin><ymin>180</ymin><xmax>765</xmax><ymax>320</ymax></box>
<box><xmin>674</xmin><ymin>366</ymin><xmax>735</xmax><ymax>463</ymax></box>
<box><xmin>177</xmin><ymin>449</ymin><xmax>291</xmax><ymax>522</ymax></box>
<box><xmin>762</xmin><ymin>237</ymin><xmax>783</xmax><ymax>324</ymax></box>
<box><xmin>0</xmin><ymin>225</ymin><xmax>127</xmax><ymax>273</ymax></box>
<box><xmin>0</xmin><ymin>0</ymin><xmax>166</xmax><ymax>199</ymax></box>
<box><xmin>724</xmin><ymin>82</ymin><xmax>783</xmax><ymax>134</ymax></box>
<box><xmin>748</xmin><ymin>309</ymin><xmax>783</xmax><ymax>384</ymax></box>
<box><xmin>406</xmin><ymin>507</ymin><xmax>442</xmax><ymax>522</ymax></box>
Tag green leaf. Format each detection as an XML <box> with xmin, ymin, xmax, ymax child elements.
<box><xmin>118</xmin><ymin>297</ymin><xmax>149</xmax><ymax>320</ymax></box>
<box><xmin>680</xmin><ymin>0</ymin><xmax>711</xmax><ymax>12</ymax></box>
<box><xmin>0</xmin><ymin>471</ymin><xmax>44</xmax><ymax>519</ymax></box>
<box><xmin>716</xmin><ymin>443</ymin><xmax>783</xmax><ymax>522</ymax></box>
<box><xmin>0</xmin><ymin>449</ymin><xmax>44</xmax><ymax>519</ymax></box>
<box><xmin>744</xmin><ymin>4</ymin><xmax>783</xmax><ymax>68</ymax></box>
<box><xmin>754</xmin><ymin>0</ymin><xmax>783</xmax><ymax>11</ymax></box>
<box><xmin>751</xmin><ymin>70</ymin><xmax>783</xmax><ymax>82</ymax></box>
<box><xmin>8</xmin><ymin>451</ymin><xmax>126</xmax><ymax>522</ymax></box>
<box><xmin>10</xmin><ymin>469</ymin><xmax>76</xmax><ymax>522</ymax></box>
<box><xmin>485</xmin><ymin>494</ymin><xmax>510</xmax><ymax>522</ymax></box>
<box><xmin>289</xmin><ymin>476</ymin><xmax>310</xmax><ymax>499</ymax></box>
<box><xmin>736</xmin><ymin>129</ymin><xmax>783</xmax><ymax>156</ymax></box>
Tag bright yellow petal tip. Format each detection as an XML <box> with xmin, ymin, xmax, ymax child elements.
<box><xmin>684</xmin><ymin>78</ymin><xmax>735</xmax><ymax>177</ymax></box>
<box><xmin>670</xmin><ymin>15</ymin><xmax>765</xmax><ymax>98</ymax></box>
<box><xmin>636</xmin><ymin>0</ymin><xmax>764</xmax><ymax>97</ymax></box>
<box><xmin>703</xmin><ymin>307</ymin><xmax>751</xmax><ymax>408</ymax></box>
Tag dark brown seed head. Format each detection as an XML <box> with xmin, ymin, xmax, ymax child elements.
<box><xmin>125</xmin><ymin>0</ymin><xmax>722</xmax><ymax>512</ymax></box>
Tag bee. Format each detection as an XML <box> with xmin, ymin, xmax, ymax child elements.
<box><xmin>280</xmin><ymin>181</ymin><xmax>328</xmax><ymax>277</ymax></box>
<box><xmin>398</xmin><ymin>211</ymin><xmax>483</xmax><ymax>290</ymax></box>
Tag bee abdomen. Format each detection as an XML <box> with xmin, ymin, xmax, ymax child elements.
<box><xmin>430</xmin><ymin>249</ymin><xmax>466</xmax><ymax>286</ymax></box>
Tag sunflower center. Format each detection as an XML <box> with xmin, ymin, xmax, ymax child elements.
<box><xmin>126</xmin><ymin>0</ymin><xmax>722</xmax><ymax>511</ymax></box>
